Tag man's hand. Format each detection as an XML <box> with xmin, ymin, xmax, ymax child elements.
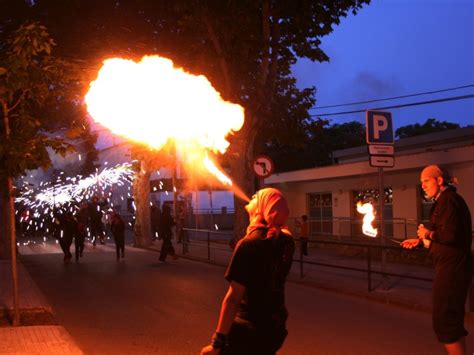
<box><xmin>200</xmin><ymin>345</ymin><xmax>220</xmax><ymax>355</ymax></box>
<box><xmin>417</xmin><ymin>224</ymin><xmax>430</xmax><ymax>239</ymax></box>
<box><xmin>401</xmin><ymin>239</ymin><xmax>421</xmax><ymax>249</ymax></box>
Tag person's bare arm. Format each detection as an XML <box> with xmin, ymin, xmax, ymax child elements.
<box><xmin>200</xmin><ymin>281</ymin><xmax>246</xmax><ymax>354</ymax></box>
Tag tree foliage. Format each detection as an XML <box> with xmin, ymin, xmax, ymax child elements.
<box><xmin>264</xmin><ymin>120</ymin><xmax>366</xmax><ymax>172</ymax></box>
<box><xmin>395</xmin><ymin>118</ymin><xmax>460</xmax><ymax>139</ymax></box>
<box><xmin>0</xmin><ymin>21</ymin><xmax>93</xmax><ymax>179</ymax></box>
<box><xmin>1</xmin><ymin>0</ymin><xmax>371</xmax><ymax>239</ymax></box>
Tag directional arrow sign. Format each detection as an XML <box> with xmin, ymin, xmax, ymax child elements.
<box><xmin>370</xmin><ymin>155</ymin><xmax>394</xmax><ymax>168</ymax></box>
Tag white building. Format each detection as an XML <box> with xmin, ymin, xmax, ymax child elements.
<box><xmin>265</xmin><ymin>126</ymin><xmax>474</xmax><ymax>240</ymax></box>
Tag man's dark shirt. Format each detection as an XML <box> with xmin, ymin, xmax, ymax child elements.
<box><xmin>429</xmin><ymin>187</ymin><xmax>472</xmax><ymax>258</ymax></box>
<box><xmin>225</xmin><ymin>228</ymin><xmax>295</xmax><ymax>328</ymax></box>
<box><xmin>428</xmin><ymin>187</ymin><xmax>472</xmax><ymax>343</ymax></box>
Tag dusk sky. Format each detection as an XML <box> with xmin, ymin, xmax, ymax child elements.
<box><xmin>293</xmin><ymin>0</ymin><xmax>474</xmax><ymax>130</ymax></box>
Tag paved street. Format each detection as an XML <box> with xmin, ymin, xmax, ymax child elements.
<box><xmin>18</xmin><ymin>238</ymin><xmax>474</xmax><ymax>354</ymax></box>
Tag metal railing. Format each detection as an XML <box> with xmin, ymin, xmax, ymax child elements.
<box><xmin>181</xmin><ymin>228</ymin><xmax>233</xmax><ymax>260</ymax></box>
<box><xmin>294</xmin><ymin>238</ymin><xmax>432</xmax><ymax>292</ymax></box>
<box><xmin>288</xmin><ymin>216</ymin><xmax>424</xmax><ymax>239</ymax></box>
<box><xmin>181</xmin><ymin>227</ymin><xmax>432</xmax><ymax>292</ymax></box>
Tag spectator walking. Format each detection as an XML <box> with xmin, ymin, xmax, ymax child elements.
<box><xmin>158</xmin><ymin>204</ymin><xmax>177</xmax><ymax>262</ymax></box>
<box><xmin>150</xmin><ymin>204</ymin><xmax>161</xmax><ymax>241</ymax></box>
<box><xmin>110</xmin><ymin>210</ymin><xmax>125</xmax><ymax>260</ymax></box>
<box><xmin>88</xmin><ymin>196</ymin><xmax>105</xmax><ymax>246</ymax></box>
<box><xmin>55</xmin><ymin>211</ymin><xmax>76</xmax><ymax>263</ymax></box>
<box><xmin>75</xmin><ymin>202</ymin><xmax>88</xmax><ymax>261</ymax></box>
<box><xmin>201</xmin><ymin>187</ymin><xmax>295</xmax><ymax>354</ymax></box>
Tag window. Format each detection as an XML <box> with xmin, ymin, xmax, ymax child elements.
<box><xmin>352</xmin><ymin>187</ymin><xmax>393</xmax><ymax>237</ymax></box>
<box><xmin>308</xmin><ymin>193</ymin><xmax>332</xmax><ymax>236</ymax></box>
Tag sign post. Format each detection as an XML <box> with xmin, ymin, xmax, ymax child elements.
<box><xmin>366</xmin><ymin>110</ymin><xmax>394</xmax><ymax>287</ymax></box>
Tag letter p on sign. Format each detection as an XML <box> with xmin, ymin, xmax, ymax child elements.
<box><xmin>366</xmin><ymin>110</ymin><xmax>393</xmax><ymax>144</ymax></box>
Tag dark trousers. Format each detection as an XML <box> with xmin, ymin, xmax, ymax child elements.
<box><xmin>60</xmin><ymin>236</ymin><xmax>73</xmax><ymax>260</ymax></box>
<box><xmin>75</xmin><ymin>235</ymin><xmax>85</xmax><ymax>261</ymax></box>
<box><xmin>91</xmin><ymin>221</ymin><xmax>104</xmax><ymax>245</ymax></box>
<box><xmin>114</xmin><ymin>233</ymin><xmax>125</xmax><ymax>259</ymax></box>
<box><xmin>159</xmin><ymin>237</ymin><xmax>175</xmax><ymax>261</ymax></box>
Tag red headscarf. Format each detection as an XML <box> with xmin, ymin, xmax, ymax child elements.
<box><xmin>246</xmin><ymin>187</ymin><xmax>291</xmax><ymax>239</ymax></box>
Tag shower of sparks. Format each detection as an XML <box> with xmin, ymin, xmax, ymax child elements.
<box><xmin>15</xmin><ymin>163</ymin><xmax>135</xmax><ymax>238</ymax></box>
<box><xmin>17</xmin><ymin>163</ymin><xmax>134</xmax><ymax>210</ymax></box>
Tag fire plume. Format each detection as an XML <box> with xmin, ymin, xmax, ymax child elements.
<box><xmin>356</xmin><ymin>202</ymin><xmax>378</xmax><ymax>237</ymax></box>
<box><xmin>85</xmin><ymin>56</ymin><xmax>244</xmax><ymax>186</ymax></box>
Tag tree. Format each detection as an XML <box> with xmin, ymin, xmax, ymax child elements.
<box><xmin>154</xmin><ymin>0</ymin><xmax>371</xmax><ymax>238</ymax></box>
<box><xmin>395</xmin><ymin>118</ymin><xmax>460</xmax><ymax>139</ymax></box>
<box><xmin>0</xmin><ymin>21</ymin><xmax>81</xmax><ymax>325</ymax></box>
<box><xmin>3</xmin><ymin>0</ymin><xmax>371</xmax><ymax>240</ymax></box>
<box><xmin>263</xmin><ymin>120</ymin><xmax>366</xmax><ymax>172</ymax></box>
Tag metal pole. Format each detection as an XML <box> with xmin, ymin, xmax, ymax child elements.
<box><xmin>3</xmin><ymin>103</ymin><xmax>20</xmax><ymax>326</ymax></box>
<box><xmin>195</xmin><ymin>189</ymin><xmax>199</xmax><ymax>229</ymax></box>
<box><xmin>367</xmin><ymin>246</ymin><xmax>372</xmax><ymax>292</ymax></box>
<box><xmin>378</xmin><ymin>167</ymin><xmax>387</xmax><ymax>286</ymax></box>
<box><xmin>403</xmin><ymin>218</ymin><xmax>407</xmax><ymax>240</ymax></box>
<box><xmin>207</xmin><ymin>231</ymin><xmax>211</xmax><ymax>261</ymax></box>
<box><xmin>209</xmin><ymin>188</ymin><xmax>214</xmax><ymax>229</ymax></box>
<box><xmin>300</xmin><ymin>238</ymin><xmax>304</xmax><ymax>279</ymax></box>
<box><xmin>172</xmin><ymin>145</ymin><xmax>178</xmax><ymax>240</ymax></box>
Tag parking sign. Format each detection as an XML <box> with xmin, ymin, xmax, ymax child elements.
<box><xmin>366</xmin><ymin>110</ymin><xmax>393</xmax><ymax>145</ymax></box>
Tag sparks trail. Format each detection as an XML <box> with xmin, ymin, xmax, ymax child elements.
<box><xmin>15</xmin><ymin>163</ymin><xmax>135</xmax><ymax>236</ymax></box>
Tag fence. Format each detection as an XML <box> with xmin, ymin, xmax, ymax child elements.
<box><xmin>287</xmin><ymin>216</ymin><xmax>427</xmax><ymax>240</ymax></box>
<box><xmin>181</xmin><ymin>227</ymin><xmax>433</xmax><ymax>292</ymax></box>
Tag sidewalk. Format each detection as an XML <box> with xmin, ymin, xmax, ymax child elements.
<box><xmin>0</xmin><ymin>260</ymin><xmax>83</xmax><ymax>354</ymax></box>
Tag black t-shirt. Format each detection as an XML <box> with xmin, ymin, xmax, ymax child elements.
<box><xmin>225</xmin><ymin>228</ymin><xmax>295</xmax><ymax>327</ymax></box>
<box><xmin>429</xmin><ymin>188</ymin><xmax>472</xmax><ymax>259</ymax></box>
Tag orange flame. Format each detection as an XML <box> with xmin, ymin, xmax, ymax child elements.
<box><xmin>356</xmin><ymin>202</ymin><xmax>378</xmax><ymax>237</ymax></box>
<box><xmin>84</xmin><ymin>56</ymin><xmax>244</xmax><ymax>185</ymax></box>
<box><xmin>203</xmin><ymin>155</ymin><xmax>232</xmax><ymax>186</ymax></box>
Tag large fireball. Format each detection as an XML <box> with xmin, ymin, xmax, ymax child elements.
<box><xmin>85</xmin><ymin>56</ymin><xmax>244</xmax><ymax>155</ymax></box>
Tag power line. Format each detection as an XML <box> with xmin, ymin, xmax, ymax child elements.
<box><xmin>310</xmin><ymin>94</ymin><xmax>474</xmax><ymax>117</ymax></box>
<box><xmin>310</xmin><ymin>84</ymin><xmax>474</xmax><ymax>110</ymax></box>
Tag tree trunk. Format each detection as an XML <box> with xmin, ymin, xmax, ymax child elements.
<box><xmin>132</xmin><ymin>160</ymin><xmax>152</xmax><ymax>247</ymax></box>
<box><xmin>229</xmin><ymin>131</ymin><xmax>256</xmax><ymax>242</ymax></box>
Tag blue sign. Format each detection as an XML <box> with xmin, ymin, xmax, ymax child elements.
<box><xmin>366</xmin><ymin>110</ymin><xmax>393</xmax><ymax>144</ymax></box>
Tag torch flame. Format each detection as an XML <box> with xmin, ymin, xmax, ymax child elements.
<box><xmin>356</xmin><ymin>202</ymin><xmax>378</xmax><ymax>237</ymax></box>
<box><xmin>85</xmin><ymin>56</ymin><xmax>245</xmax><ymax>186</ymax></box>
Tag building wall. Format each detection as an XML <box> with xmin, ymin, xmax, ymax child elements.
<box><xmin>392</xmin><ymin>185</ymin><xmax>418</xmax><ymax>238</ymax></box>
<box><xmin>269</xmin><ymin>159</ymin><xmax>474</xmax><ymax>238</ymax></box>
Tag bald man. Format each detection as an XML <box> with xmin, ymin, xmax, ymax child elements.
<box><xmin>402</xmin><ymin>165</ymin><xmax>472</xmax><ymax>355</ymax></box>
